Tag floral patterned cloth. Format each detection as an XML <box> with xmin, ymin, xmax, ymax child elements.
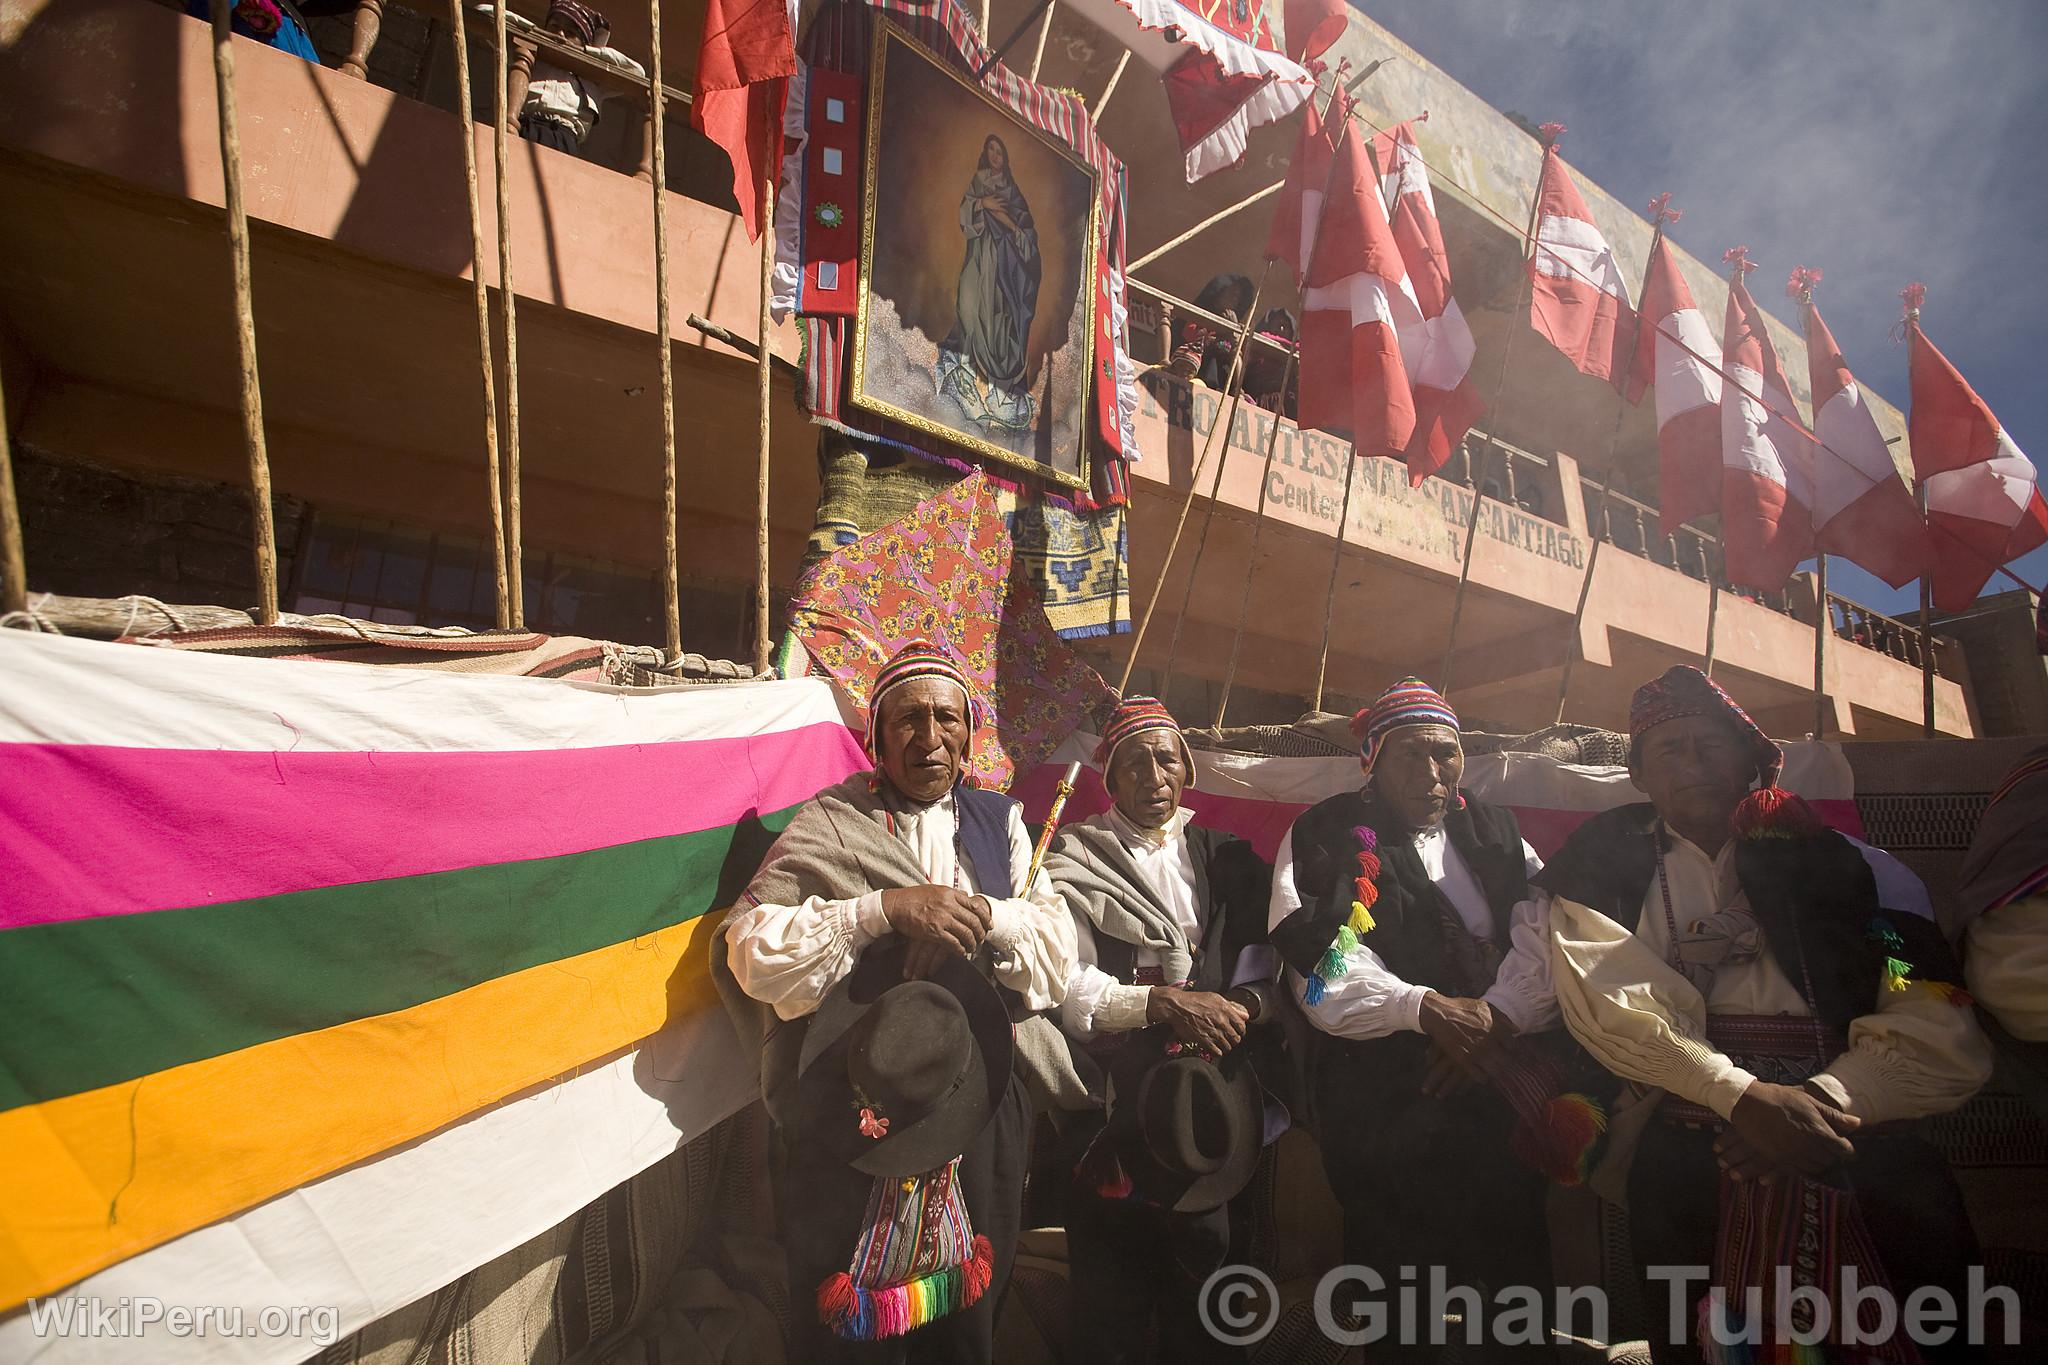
<box><xmin>790</xmin><ymin>471</ymin><xmax>1114</xmax><ymax>791</ymax></box>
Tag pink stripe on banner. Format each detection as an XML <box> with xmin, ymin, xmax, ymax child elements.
<box><xmin>0</xmin><ymin>722</ymin><xmax>869</xmax><ymax>928</ymax></box>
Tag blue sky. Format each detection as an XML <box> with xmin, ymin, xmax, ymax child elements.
<box><xmin>1356</xmin><ymin>0</ymin><xmax>2048</xmax><ymax>616</ymax></box>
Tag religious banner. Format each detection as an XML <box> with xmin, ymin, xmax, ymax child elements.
<box><xmin>851</xmin><ymin>25</ymin><xmax>1101</xmax><ymax>488</ymax></box>
<box><xmin>0</xmin><ymin>630</ymin><xmax>868</xmax><ymax>1350</ymax></box>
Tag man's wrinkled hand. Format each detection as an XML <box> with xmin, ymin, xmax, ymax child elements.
<box><xmin>1419</xmin><ymin>994</ymin><xmax>1495</xmax><ymax>1065</ymax></box>
<box><xmin>1422</xmin><ymin>1046</ymin><xmax>1476</xmax><ymax>1098</ymax></box>
<box><xmin>1147</xmin><ymin>986</ymin><xmax>1249</xmax><ymax>1054</ymax></box>
<box><xmin>880</xmin><ymin>885</ymin><xmax>991</xmax><ymax>962</ymax></box>
<box><xmin>1724</xmin><ymin>1081</ymin><xmax>1859</xmax><ymax>1177</ymax></box>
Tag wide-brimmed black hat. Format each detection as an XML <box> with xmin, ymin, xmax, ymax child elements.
<box><xmin>795</xmin><ymin>936</ymin><xmax>1013</xmax><ymax>1177</ymax></box>
<box><xmin>1104</xmin><ymin>1028</ymin><xmax>1262</xmax><ymax>1213</ymax></box>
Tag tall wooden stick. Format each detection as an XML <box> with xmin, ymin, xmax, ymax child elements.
<box><xmin>754</xmin><ymin>173</ymin><xmax>776</xmax><ymax>676</ymax></box>
<box><xmin>1028</xmin><ymin>0</ymin><xmax>1057</xmax><ymax>82</ymax></box>
<box><xmin>1550</xmin><ymin>204</ymin><xmax>1674</xmax><ymax>722</ymax></box>
<box><xmin>0</xmin><ymin>357</ymin><xmax>24</xmax><ymax>617</ymax></box>
<box><xmin>1436</xmin><ymin>133</ymin><xmax>1554</xmax><ymax>693</ymax></box>
<box><xmin>1918</xmin><ymin>482</ymin><xmax>1935</xmax><ymax>736</ymax></box>
<box><xmin>209</xmin><ymin>0</ymin><xmax>280</xmax><ymax>624</ymax></box>
<box><xmin>1812</xmin><ymin>553</ymin><xmax>1829</xmax><ymax>738</ymax></box>
<box><xmin>493</xmin><ymin>0</ymin><xmax>524</xmax><ymax>627</ymax></box>
<box><xmin>1127</xmin><ymin>181</ymin><xmax>1284</xmax><ymax>273</ymax></box>
<box><xmin>1092</xmin><ymin>50</ymin><xmax>1130</xmax><ymax>120</ymax></box>
<box><xmin>649</xmin><ymin>0</ymin><xmax>680</xmax><ymax>660</ymax></box>
<box><xmin>1702</xmin><ymin>547</ymin><xmax>1722</xmax><ymax>678</ymax></box>
<box><xmin>1310</xmin><ymin>451</ymin><xmax>1360</xmax><ymax>712</ymax></box>
<box><xmin>1111</xmin><ymin>261</ymin><xmax>1273</xmax><ymax>698</ymax></box>
<box><xmin>1212</xmin><ymin>352</ymin><xmax>1300</xmax><ymax>726</ymax></box>
<box><xmin>447</xmin><ymin>0</ymin><xmax>511</xmax><ymax>629</ymax></box>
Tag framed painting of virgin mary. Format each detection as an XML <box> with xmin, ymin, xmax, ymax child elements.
<box><xmin>851</xmin><ymin>24</ymin><xmax>1100</xmax><ymax>489</ymax></box>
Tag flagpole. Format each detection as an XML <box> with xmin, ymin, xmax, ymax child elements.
<box><xmin>1437</xmin><ymin>123</ymin><xmax>1558</xmax><ymax>695</ymax></box>
<box><xmin>1918</xmin><ymin>480</ymin><xmax>1936</xmax><ymax>736</ymax></box>
<box><xmin>1702</xmin><ymin>544</ymin><xmax>1722</xmax><ymax>678</ymax></box>
<box><xmin>1812</xmin><ymin>553</ymin><xmax>1829</xmax><ymax>738</ymax></box>
<box><xmin>1550</xmin><ymin>196</ymin><xmax>1676</xmax><ymax>724</ymax></box>
<box><xmin>1310</xmin><ymin>451</ymin><xmax>1359</xmax><ymax>712</ymax></box>
<box><xmin>1156</xmin><ymin>75</ymin><xmax>1347</xmax><ymax>698</ymax></box>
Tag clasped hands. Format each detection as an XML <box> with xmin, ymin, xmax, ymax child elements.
<box><xmin>1418</xmin><ymin>992</ymin><xmax>1515</xmax><ymax>1098</ymax></box>
<box><xmin>880</xmin><ymin>884</ymin><xmax>993</xmax><ymax>980</ymax></box>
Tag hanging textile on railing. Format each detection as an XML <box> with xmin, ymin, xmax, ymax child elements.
<box><xmin>770</xmin><ymin>0</ymin><xmax>1140</xmax><ymax>512</ymax></box>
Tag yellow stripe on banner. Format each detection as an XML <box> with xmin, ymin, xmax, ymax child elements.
<box><xmin>0</xmin><ymin>913</ymin><xmax>727</xmax><ymax>1310</ymax></box>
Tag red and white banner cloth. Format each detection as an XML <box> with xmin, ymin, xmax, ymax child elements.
<box><xmin>1528</xmin><ymin>143</ymin><xmax>1636</xmax><ymax>386</ymax></box>
<box><xmin>1906</xmin><ymin>315</ymin><xmax>2048</xmax><ymax>611</ymax></box>
<box><xmin>1265</xmin><ymin>97</ymin><xmax>1417</xmax><ymax>457</ymax></box>
<box><xmin>1717</xmin><ymin>265</ymin><xmax>1816</xmax><ymax>589</ymax></box>
<box><xmin>1371</xmin><ymin>119</ymin><xmax>1484</xmax><ymax>485</ymax></box>
<box><xmin>1063</xmin><ymin>0</ymin><xmax>1317</xmax><ymax>180</ymax></box>
<box><xmin>1016</xmin><ymin>734</ymin><xmax>1861</xmax><ymax>864</ymax></box>
<box><xmin>1630</xmin><ymin>233</ymin><xmax>1720</xmax><ymax>534</ymax></box>
<box><xmin>1801</xmin><ymin>297</ymin><xmax>1932</xmax><ymax>589</ymax></box>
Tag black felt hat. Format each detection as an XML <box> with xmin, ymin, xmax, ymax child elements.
<box><xmin>796</xmin><ymin>936</ymin><xmax>1013</xmax><ymax>1177</ymax></box>
<box><xmin>1104</xmin><ymin>1028</ymin><xmax>1262</xmax><ymax>1213</ymax></box>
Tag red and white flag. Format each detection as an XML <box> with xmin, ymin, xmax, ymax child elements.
<box><xmin>1265</xmin><ymin>97</ymin><xmax>1416</xmax><ymax>457</ymax></box>
<box><xmin>1371</xmin><ymin>118</ymin><xmax>1483</xmax><ymax>485</ymax></box>
<box><xmin>1905</xmin><ymin>290</ymin><xmax>2048</xmax><ymax>610</ymax></box>
<box><xmin>1629</xmin><ymin>230</ymin><xmax>1720</xmax><ymax>534</ymax></box>
<box><xmin>691</xmin><ymin>0</ymin><xmax>798</xmax><ymax>241</ymax></box>
<box><xmin>1717</xmin><ymin>257</ymin><xmax>1815</xmax><ymax>589</ymax></box>
<box><xmin>1794</xmin><ymin>272</ymin><xmax>1931</xmax><ymax>589</ymax></box>
<box><xmin>1527</xmin><ymin>132</ymin><xmax>1636</xmax><ymax>386</ymax></box>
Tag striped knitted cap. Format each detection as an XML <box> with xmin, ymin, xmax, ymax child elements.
<box><xmin>1627</xmin><ymin>665</ymin><xmax>1783</xmax><ymax>787</ymax></box>
<box><xmin>1350</xmin><ymin>677</ymin><xmax>1458</xmax><ymax>769</ymax></box>
<box><xmin>1091</xmin><ymin>696</ymin><xmax>1186</xmax><ymax>769</ymax></box>
<box><xmin>868</xmin><ymin>640</ymin><xmax>977</xmax><ymax>740</ymax></box>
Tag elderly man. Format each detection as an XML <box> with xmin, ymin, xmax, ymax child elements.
<box><xmin>1524</xmin><ymin>666</ymin><xmax>1992</xmax><ymax>1365</ymax></box>
<box><xmin>718</xmin><ymin>641</ymin><xmax>1076</xmax><ymax>1363</ymax></box>
<box><xmin>1266</xmin><ymin>677</ymin><xmax>1558</xmax><ymax>1359</ymax></box>
<box><xmin>1046</xmin><ymin>696</ymin><xmax>1274</xmax><ymax>1365</ymax></box>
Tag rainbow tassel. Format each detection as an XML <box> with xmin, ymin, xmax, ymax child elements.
<box><xmin>1316</xmin><ymin>941</ymin><xmax>1349</xmax><ymax>983</ymax></box>
<box><xmin>1920</xmin><ymin>980</ymin><xmax>1975</xmax><ymax>1008</ymax></box>
<box><xmin>1303</xmin><ymin>973</ymin><xmax>1328</xmax><ymax>1006</ymax></box>
<box><xmin>1510</xmin><ymin>1092</ymin><xmax>1609</xmax><ymax>1186</ymax></box>
<box><xmin>1348</xmin><ymin>901</ymin><xmax>1376</xmax><ymax>936</ymax></box>
<box><xmin>819</xmin><ymin>1236</ymin><xmax>995</xmax><ymax>1341</ymax></box>
<box><xmin>1332</xmin><ymin>925</ymin><xmax>1358</xmax><ymax>955</ymax></box>
<box><xmin>1883</xmin><ymin>957</ymin><xmax>1912</xmax><ymax>992</ymax></box>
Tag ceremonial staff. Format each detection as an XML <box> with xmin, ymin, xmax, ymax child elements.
<box><xmin>1549</xmin><ymin>191</ymin><xmax>1680</xmax><ymax>722</ymax></box>
<box><xmin>1789</xmin><ymin>268</ymin><xmax>1829</xmax><ymax>737</ymax></box>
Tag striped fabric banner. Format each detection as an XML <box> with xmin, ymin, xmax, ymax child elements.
<box><xmin>0</xmin><ymin>632</ymin><xmax>869</xmax><ymax>1314</ymax></box>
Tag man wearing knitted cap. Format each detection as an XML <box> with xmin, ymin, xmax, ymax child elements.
<box><xmin>717</xmin><ymin>640</ymin><xmax>1076</xmax><ymax>1362</ymax></box>
<box><xmin>1044</xmin><ymin>696</ymin><xmax>1275</xmax><ymax>1364</ymax></box>
<box><xmin>1265</xmin><ymin>676</ymin><xmax>1562</xmax><ymax>1359</ymax></box>
<box><xmin>1511</xmin><ymin>665</ymin><xmax>1991</xmax><ymax>1365</ymax></box>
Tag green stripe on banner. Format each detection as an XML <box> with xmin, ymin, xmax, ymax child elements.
<box><xmin>0</xmin><ymin>807</ymin><xmax>795</xmax><ymax>1113</ymax></box>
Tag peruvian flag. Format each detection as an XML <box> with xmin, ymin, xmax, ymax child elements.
<box><xmin>1717</xmin><ymin>261</ymin><xmax>1815</xmax><ymax>589</ymax></box>
<box><xmin>1265</xmin><ymin>96</ymin><xmax>1416</xmax><ymax>457</ymax></box>
<box><xmin>692</xmin><ymin>0</ymin><xmax>798</xmax><ymax>241</ymax></box>
<box><xmin>1371</xmin><ymin>118</ymin><xmax>1484</xmax><ymax>485</ymax></box>
<box><xmin>1629</xmin><ymin>232</ymin><xmax>1721</xmax><ymax>533</ymax></box>
<box><xmin>1906</xmin><ymin>301</ymin><xmax>2048</xmax><ymax>610</ymax></box>
<box><xmin>1798</xmin><ymin>283</ymin><xmax>1931</xmax><ymax>589</ymax></box>
<box><xmin>1527</xmin><ymin>136</ymin><xmax>1636</xmax><ymax>385</ymax></box>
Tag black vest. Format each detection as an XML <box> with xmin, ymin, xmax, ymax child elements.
<box><xmin>953</xmin><ymin>783</ymin><xmax>1018</xmax><ymax>900</ymax></box>
<box><xmin>1535</xmin><ymin>802</ymin><xmax>1963</xmax><ymax>1035</ymax></box>
<box><xmin>1271</xmin><ymin>787</ymin><xmax>1531</xmax><ymax>993</ymax></box>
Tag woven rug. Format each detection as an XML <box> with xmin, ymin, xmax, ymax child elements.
<box><xmin>788</xmin><ymin>468</ymin><xmax>1114</xmax><ymax>791</ymax></box>
<box><xmin>804</xmin><ymin>435</ymin><xmax>1130</xmax><ymax>642</ymax></box>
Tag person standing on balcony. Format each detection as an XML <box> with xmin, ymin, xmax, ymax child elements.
<box><xmin>1046</xmin><ymin>697</ymin><xmax>1276</xmax><ymax>1365</ymax></box>
<box><xmin>1265</xmin><ymin>677</ymin><xmax>1564</xmax><ymax>1361</ymax></box>
<box><xmin>714</xmin><ymin>641</ymin><xmax>1076</xmax><ymax>1362</ymax></box>
<box><xmin>1518</xmin><ymin>665</ymin><xmax>1991</xmax><ymax>1365</ymax></box>
<box><xmin>515</xmin><ymin>0</ymin><xmax>645</xmax><ymax>155</ymax></box>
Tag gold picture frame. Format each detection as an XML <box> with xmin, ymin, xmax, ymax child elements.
<box><xmin>850</xmin><ymin>22</ymin><xmax>1100</xmax><ymax>490</ymax></box>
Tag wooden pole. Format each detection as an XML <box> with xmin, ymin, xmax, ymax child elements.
<box><xmin>1092</xmin><ymin>50</ymin><xmax>1131</xmax><ymax>120</ymax></box>
<box><xmin>1702</xmin><ymin>547</ymin><xmax>1722</xmax><ymax>678</ymax></box>
<box><xmin>1813</xmin><ymin>553</ymin><xmax>1829</xmax><ymax>738</ymax></box>
<box><xmin>1550</xmin><ymin>206</ymin><xmax>1674</xmax><ymax>723</ymax></box>
<box><xmin>1028</xmin><ymin>0</ymin><xmax>1056</xmax><ymax>82</ymax></box>
<box><xmin>1127</xmin><ymin>181</ymin><xmax>1284</xmax><ymax>273</ymax></box>
<box><xmin>1310</xmin><ymin>451</ymin><xmax>1359</xmax><ymax>712</ymax></box>
<box><xmin>1212</xmin><ymin>352</ymin><xmax>1300</xmax><ymax>727</ymax></box>
<box><xmin>649</xmin><ymin>0</ymin><xmax>680</xmax><ymax>660</ymax></box>
<box><xmin>209</xmin><ymin>0</ymin><xmax>280</xmax><ymax>624</ymax></box>
<box><xmin>1436</xmin><ymin>135</ymin><xmax>1553</xmax><ymax>693</ymax></box>
<box><xmin>447</xmin><ymin>0</ymin><xmax>511</xmax><ymax>628</ymax></box>
<box><xmin>754</xmin><ymin>173</ymin><xmax>776</xmax><ymax>676</ymax></box>
<box><xmin>493</xmin><ymin>0</ymin><xmax>524</xmax><ymax>627</ymax></box>
<box><xmin>1111</xmin><ymin>261</ymin><xmax>1273</xmax><ymax>697</ymax></box>
<box><xmin>1918</xmin><ymin>482</ymin><xmax>1935</xmax><ymax>736</ymax></box>
<box><xmin>0</xmin><ymin>357</ymin><xmax>23</xmax><ymax>617</ymax></box>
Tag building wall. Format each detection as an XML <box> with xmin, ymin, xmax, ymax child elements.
<box><xmin>1936</xmin><ymin>590</ymin><xmax>2048</xmax><ymax>736</ymax></box>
